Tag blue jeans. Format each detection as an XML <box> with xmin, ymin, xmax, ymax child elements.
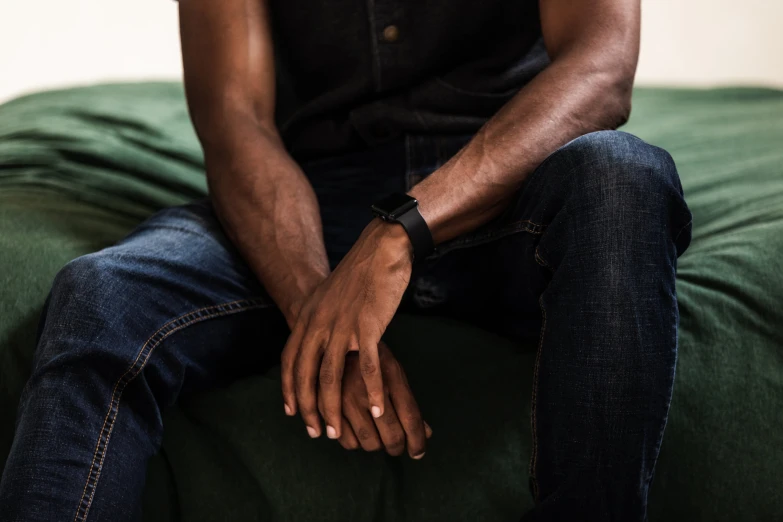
<box><xmin>0</xmin><ymin>131</ymin><xmax>691</xmax><ymax>521</ymax></box>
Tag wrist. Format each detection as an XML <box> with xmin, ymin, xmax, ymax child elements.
<box><xmin>370</xmin><ymin>192</ymin><xmax>434</xmax><ymax>262</ymax></box>
<box><xmin>367</xmin><ymin>218</ymin><xmax>414</xmax><ymax>270</ymax></box>
<box><xmin>283</xmin><ymin>299</ymin><xmax>306</xmax><ymax>329</ymax></box>
<box><xmin>281</xmin><ymin>269</ymin><xmax>329</xmax><ymax>326</ymax></box>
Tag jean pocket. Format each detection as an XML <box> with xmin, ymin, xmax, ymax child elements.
<box><xmin>432</xmin><ymin>216</ymin><xmax>546</xmax><ymax>258</ymax></box>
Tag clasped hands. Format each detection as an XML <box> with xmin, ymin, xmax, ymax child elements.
<box><xmin>281</xmin><ymin>220</ymin><xmax>432</xmax><ymax>458</ymax></box>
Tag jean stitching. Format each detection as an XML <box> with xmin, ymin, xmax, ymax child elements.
<box><xmin>434</xmin><ymin>219</ymin><xmax>546</xmax><ymax>257</ymax></box>
<box><xmin>529</xmin><ymin>293</ymin><xmax>547</xmax><ymax>501</ymax></box>
<box><xmin>534</xmin><ymin>246</ymin><xmax>554</xmax><ymax>273</ymax></box>
<box><xmin>530</xmin><ymin>246</ymin><xmax>554</xmax><ymax>500</ymax></box>
<box><xmin>73</xmin><ymin>298</ymin><xmax>269</xmax><ymax>522</ymax></box>
<box><xmin>673</xmin><ymin>217</ymin><xmax>693</xmax><ymax>246</ymax></box>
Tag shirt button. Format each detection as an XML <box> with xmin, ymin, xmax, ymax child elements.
<box><xmin>382</xmin><ymin>25</ymin><xmax>400</xmax><ymax>43</ymax></box>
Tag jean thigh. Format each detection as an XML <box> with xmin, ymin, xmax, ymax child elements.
<box><xmin>404</xmin><ymin>218</ymin><xmax>546</xmax><ymax>345</ymax></box>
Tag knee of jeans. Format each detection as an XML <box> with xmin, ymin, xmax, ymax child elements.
<box><xmin>34</xmin><ymin>253</ymin><xmax>131</xmax><ymax>364</ymax></box>
<box><xmin>51</xmin><ymin>252</ymin><xmax>124</xmax><ymax>307</ymax></box>
<box><xmin>553</xmin><ymin>131</ymin><xmax>689</xmax><ymax>233</ymax></box>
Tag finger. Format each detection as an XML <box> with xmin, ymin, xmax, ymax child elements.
<box><xmin>295</xmin><ymin>331</ymin><xmax>325</xmax><ymax>438</ymax></box>
<box><xmin>386</xmin><ymin>361</ymin><xmax>428</xmax><ymax>459</ymax></box>
<box><xmin>425</xmin><ymin>422</ymin><xmax>433</xmax><ymax>439</ymax></box>
<box><xmin>337</xmin><ymin>417</ymin><xmax>360</xmax><ymax>451</ymax></box>
<box><xmin>281</xmin><ymin>321</ymin><xmax>306</xmax><ymax>416</ymax></box>
<box><xmin>359</xmin><ymin>341</ymin><xmax>385</xmax><ymax>418</ymax></box>
<box><xmin>319</xmin><ymin>337</ymin><xmax>348</xmax><ymax>439</ymax></box>
<box><xmin>374</xmin><ymin>393</ymin><xmax>406</xmax><ymax>457</ymax></box>
<box><xmin>345</xmin><ymin>403</ymin><xmax>383</xmax><ymax>452</ymax></box>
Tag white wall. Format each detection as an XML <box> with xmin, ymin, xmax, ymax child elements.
<box><xmin>637</xmin><ymin>0</ymin><xmax>783</xmax><ymax>87</ymax></box>
<box><xmin>1</xmin><ymin>0</ymin><xmax>782</xmax><ymax>104</ymax></box>
<box><xmin>0</xmin><ymin>1</ymin><xmax>182</xmax><ymax>103</ymax></box>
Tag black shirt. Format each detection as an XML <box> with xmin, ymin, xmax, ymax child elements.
<box><xmin>270</xmin><ymin>0</ymin><xmax>549</xmax><ymax>160</ymax></box>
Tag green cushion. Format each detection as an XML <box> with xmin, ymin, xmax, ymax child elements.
<box><xmin>0</xmin><ymin>83</ymin><xmax>781</xmax><ymax>521</ymax></box>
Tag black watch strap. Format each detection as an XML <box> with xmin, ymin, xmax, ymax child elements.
<box><xmin>394</xmin><ymin>205</ymin><xmax>434</xmax><ymax>261</ymax></box>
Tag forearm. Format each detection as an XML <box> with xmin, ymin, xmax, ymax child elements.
<box><xmin>410</xmin><ymin>45</ymin><xmax>635</xmax><ymax>244</ymax></box>
<box><xmin>203</xmin><ymin>116</ymin><xmax>330</xmax><ymax>326</ymax></box>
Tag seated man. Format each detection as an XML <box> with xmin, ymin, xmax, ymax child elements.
<box><xmin>0</xmin><ymin>0</ymin><xmax>692</xmax><ymax>520</ymax></box>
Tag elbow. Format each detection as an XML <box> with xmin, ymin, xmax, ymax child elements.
<box><xmin>613</xmin><ymin>82</ymin><xmax>633</xmax><ymax>128</ymax></box>
<box><xmin>601</xmin><ymin>71</ymin><xmax>634</xmax><ymax>129</ymax></box>
<box><xmin>617</xmin><ymin>72</ymin><xmax>635</xmax><ymax>126</ymax></box>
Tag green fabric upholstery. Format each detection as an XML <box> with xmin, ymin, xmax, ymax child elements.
<box><xmin>0</xmin><ymin>83</ymin><xmax>781</xmax><ymax>521</ymax></box>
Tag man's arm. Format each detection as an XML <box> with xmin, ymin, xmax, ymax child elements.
<box><xmin>410</xmin><ymin>0</ymin><xmax>641</xmax><ymax>242</ymax></box>
<box><xmin>179</xmin><ymin>0</ymin><xmax>329</xmax><ymax>326</ymax></box>
<box><xmin>280</xmin><ymin>0</ymin><xmax>641</xmax><ymax>440</ymax></box>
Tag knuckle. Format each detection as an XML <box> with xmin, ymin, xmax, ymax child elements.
<box><xmin>319</xmin><ymin>353</ymin><xmax>342</xmax><ymax>387</ymax></box>
<box><xmin>300</xmin><ymin>406</ymin><xmax>318</xmax><ymax>419</ymax></box>
<box><xmin>386</xmin><ymin>437</ymin><xmax>405</xmax><ymax>456</ymax></box>
<box><xmin>356</xmin><ymin>427</ymin><xmax>372</xmax><ymax>441</ymax></box>
<box><xmin>360</xmin><ymin>357</ymin><xmax>378</xmax><ymax>377</ymax></box>
<box><xmin>322</xmin><ymin>406</ymin><xmax>340</xmax><ymax>421</ymax></box>
<box><xmin>403</xmin><ymin>414</ymin><xmax>423</xmax><ymax>432</ymax></box>
<box><xmin>362</xmin><ymin>441</ymin><xmax>383</xmax><ymax>452</ymax></box>
<box><xmin>408</xmin><ymin>443</ymin><xmax>425</xmax><ymax>457</ymax></box>
<box><xmin>341</xmin><ymin>439</ymin><xmax>359</xmax><ymax>451</ymax></box>
<box><xmin>295</xmin><ymin>367</ymin><xmax>312</xmax><ymax>388</ymax></box>
<box><xmin>320</xmin><ymin>368</ymin><xmax>336</xmax><ymax>386</ymax></box>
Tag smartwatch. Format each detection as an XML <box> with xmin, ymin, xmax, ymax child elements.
<box><xmin>371</xmin><ymin>193</ymin><xmax>434</xmax><ymax>261</ymax></box>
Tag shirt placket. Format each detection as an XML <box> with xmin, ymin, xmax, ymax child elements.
<box><xmin>366</xmin><ymin>0</ymin><xmax>406</xmax><ymax>93</ymax></box>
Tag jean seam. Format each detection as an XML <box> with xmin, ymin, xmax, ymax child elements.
<box><xmin>534</xmin><ymin>246</ymin><xmax>555</xmax><ymax>273</ymax></box>
<box><xmin>433</xmin><ymin>219</ymin><xmax>546</xmax><ymax>257</ymax></box>
<box><xmin>530</xmin><ymin>247</ymin><xmax>553</xmax><ymax>500</ymax></box>
<box><xmin>73</xmin><ymin>297</ymin><xmax>269</xmax><ymax>522</ymax></box>
<box><xmin>529</xmin><ymin>292</ymin><xmax>547</xmax><ymax>502</ymax></box>
<box><xmin>673</xmin><ymin>217</ymin><xmax>693</xmax><ymax>246</ymax></box>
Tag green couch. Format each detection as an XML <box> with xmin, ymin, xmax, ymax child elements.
<box><xmin>1</xmin><ymin>84</ymin><xmax>781</xmax><ymax>521</ymax></box>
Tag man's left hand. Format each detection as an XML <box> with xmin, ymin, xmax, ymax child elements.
<box><xmin>281</xmin><ymin>220</ymin><xmax>413</xmax><ymax>439</ymax></box>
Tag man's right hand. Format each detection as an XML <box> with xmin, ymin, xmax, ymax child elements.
<box><xmin>322</xmin><ymin>341</ymin><xmax>432</xmax><ymax>459</ymax></box>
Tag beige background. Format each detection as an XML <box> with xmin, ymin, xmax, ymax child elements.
<box><xmin>0</xmin><ymin>0</ymin><xmax>782</xmax><ymax>104</ymax></box>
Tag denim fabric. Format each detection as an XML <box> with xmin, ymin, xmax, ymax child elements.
<box><xmin>404</xmin><ymin>132</ymin><xmax>693</xmax><ymax>522</ymax></box>
<box><xmin>0</xmin><ymin>130</ymin><xmax>691</xmax><ymax>522</ymax></box>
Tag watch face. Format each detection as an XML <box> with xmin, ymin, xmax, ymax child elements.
<box><xmin>371</xmin><ymin>193</ymin><xmax>417</xmax><ymax>219</ymax></box>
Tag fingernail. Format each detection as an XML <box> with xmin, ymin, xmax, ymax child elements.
<box><xmin>413</xmin><ymin>452</ymin><xmax>426</xmax><ymax>460</ymax></box>
<box><xmin>284</xmin><ymin>404</ymin><xmax>293</xmax><ymax>416</ymax></box>
<box><xmin>371</xmin><ymin>406</ymin><xmax>382</xmax><ymax>418</ymax></box>
<box><xmin>306</xmin><ymin>426</ymin><xmax>318</xmax><ymax>438</ymax></box>
<box><xmin>326</xmin><ymin>425</ymin><xmax>337</xmax><ymax>439</ymax></box>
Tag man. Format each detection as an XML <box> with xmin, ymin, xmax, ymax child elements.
<box><xmin>0</xmin><ymin>0</ymin><xmax>692</xmax><ymax>520</ymax></box>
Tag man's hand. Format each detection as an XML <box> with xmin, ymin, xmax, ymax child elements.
<box><xmin>323</xmin><ymin>342</ymin><xmax>432</xmax><ymax>458</ymax></box>
<box><xmin>281</xmin><ymin>220</ymin><xmax>413</xmax><ymax>440</ymax></box>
